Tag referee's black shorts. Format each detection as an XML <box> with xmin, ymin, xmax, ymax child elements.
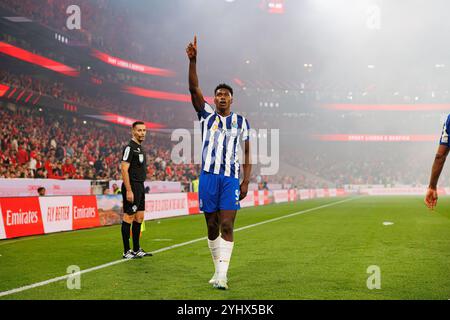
<box><xmin>122</xmin><ymin>181</ymin><xmax>145</xmax><ymax>214</ymax></box>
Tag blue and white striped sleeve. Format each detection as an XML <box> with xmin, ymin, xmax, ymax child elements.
<box><xmin>197</xmin><ymin>102</ymin><xmax>213</xmax><ymax>121</ymax></box>
<box><xmin>439</xmin><ymin>114</ymin><xmax>450</xmax><ymax>146</ymax></box>
<box><xmin>242</xmin><ymin>118</ymin><xmax>250</xmax><ymax>141</ymax></box>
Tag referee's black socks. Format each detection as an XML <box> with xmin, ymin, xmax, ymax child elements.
<box><xmin>132</xmin><ymin>221</ymin><xmax>141</xmax><ymax>252</ymax></box>
<box><xmin>121</xmin><ymin>221</ymin><xmax>131</xmax><ymax>253</ymax></box>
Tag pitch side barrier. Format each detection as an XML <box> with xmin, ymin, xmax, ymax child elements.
<box><xmin>0</xmin><ymin>179</ymin><xmax>182</xmax><ymax>197</ymax></box>
<box><xmin>0</xmin><ymin>189</ymin><xmax>348</xmax><ymax>240</ymax></box>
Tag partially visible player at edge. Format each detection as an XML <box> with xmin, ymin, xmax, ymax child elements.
<box><xmin>120</xmin><ymin>121</ymin><xmax>152</xmax><ymax>259</ymax></box>
<box><xmin>425</xmin><ymin>115</ymin><xmax>450</xmax><ymax>209</ymax></box>
<box><xmin>186</xmin><ymin>36</ymin><xmax>252</xmax><ymax>290</ymax></box>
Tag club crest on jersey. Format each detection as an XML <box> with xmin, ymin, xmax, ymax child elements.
<box><xmin>232</xmin><ymin>121</ymin><xmax>238</xmax><ymax>128</ymax></box>
<box><xmin>132</xmin><ymin>205</ymin><xmax>138</xmax><ymax>212</ymax></box>
<box><xmin>139</xmin><ymin>154</ymin><xmax>144</xmax><ymax>163</ymax></box>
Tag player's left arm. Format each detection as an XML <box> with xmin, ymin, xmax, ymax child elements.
<box><xmin>240</xmin><ymin>140</ymin><xmax>252</xmax><ymax>200</ymax></box>
<box><xmin>425</xmin><ymin>144</ymin><xmax>450</xmax><ymax>209</ymax></box>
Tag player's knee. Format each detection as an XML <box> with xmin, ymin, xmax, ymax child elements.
<box><xmin>207</xmin><ymin>219</ymin><xmax>219</xmax><ymax>232</ymax></box>
<box><xmin>220</xmin><ymin>221</ymin><xmax>234</xmax><ymax>237</ymax></box>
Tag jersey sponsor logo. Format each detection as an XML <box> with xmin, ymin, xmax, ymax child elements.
<box><xmin>221</xmin><ymin>128</ymin><xmax>239</xmax><ymax>138</ymax></box>
<box><xmin>123</xmin><ymin>146</ymin><xmax>131</xmax><ymax>160</ymax></box>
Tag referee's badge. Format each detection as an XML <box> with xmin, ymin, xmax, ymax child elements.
<box><xmin>132</xmin><ymin>205</ymin><xmax>138</xmax><ymax>212</ymax></box>
<box><xmin>139</xmin><ymin>154</ymin><xmax>144</xmax><ymax>163</ymax></box>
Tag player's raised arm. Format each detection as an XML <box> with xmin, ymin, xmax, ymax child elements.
<box><xmin>186</xmin><ymin>36</ymin><xmax>205</xmax><ymax>113</ymax></box>
<box><xmin>425</xmin><ymin>144</ymin><xmax>450</xmax><ymax>209</ymax></box>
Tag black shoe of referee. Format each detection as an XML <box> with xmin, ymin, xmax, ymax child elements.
<box><xmin>123</xmin><ymin>249</ymin><xmax>139</xmax><ymax>259</ymax></box>
<box><xmin>134</xmin><ymin>248</ymin><xmax>153</xmax><ymax>257</ymax></box>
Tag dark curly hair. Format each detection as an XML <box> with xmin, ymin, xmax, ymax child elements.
<box><xmin>214</xmin><ymin>83</ymin><xmax>233</xmax><ymax>97</ymax></box>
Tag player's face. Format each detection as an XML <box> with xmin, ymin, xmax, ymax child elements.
<box><xmin>214</xmin><ymin>89</ymin><xmax>233</xmax><ymax>112</ymax></box>
<box><xmin>133</xmin><ymin>124</ymin><xmax>146</xmax><ymax>143</ymax></box>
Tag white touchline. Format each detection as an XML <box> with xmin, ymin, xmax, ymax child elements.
<box><xmin>0</xmin><ymin>196</ymin><xmax>359</xmax><ymax>298</ymax></box>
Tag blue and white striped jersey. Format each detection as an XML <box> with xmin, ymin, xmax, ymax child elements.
<box><xmin>198</xmin><ymin>103</ymin><xmax>250</xmax><ymax>179</ymax></box>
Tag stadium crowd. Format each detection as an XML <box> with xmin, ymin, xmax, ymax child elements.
<box><xmin>0</xmin><ymin>104</ymin><xmax>200</xmax><ymax>189</ymax></box>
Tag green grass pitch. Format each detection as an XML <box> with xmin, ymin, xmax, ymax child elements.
<box><xmin>1</xmin><ymin>196</ymin><xmax>450</xmax><ymax>300</ymax></box>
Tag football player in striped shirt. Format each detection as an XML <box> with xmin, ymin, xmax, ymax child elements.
<box><xmin>186</xmin><ymin>36</ymin><xmax>252</xmax><ymax>290</ymax></box>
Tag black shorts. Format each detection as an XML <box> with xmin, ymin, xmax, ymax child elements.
<box><xmin>122</xmin><ymin>181</ymin><xmax>145</xmax><ymax>214</ymax></box>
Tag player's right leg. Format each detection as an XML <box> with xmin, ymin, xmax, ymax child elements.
<box><xmin>204</xmin><ymin>212</ymin><xmax>220</xmax><ymax>283</ymax></box>
<box><xmin>199</xmin><ymin>171</ymin><xmax>221</xmax><ymax>284</ymax></box>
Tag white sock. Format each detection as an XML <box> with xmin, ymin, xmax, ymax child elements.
<box><xmin>208</xmin><ymin>236</ymin><xmax>221</xmax><ymax>277</ymax></box>
<box><xmin>217</xmin><ymin>237</ymin><xmax>234</xmax><ymax>281</ymax></box>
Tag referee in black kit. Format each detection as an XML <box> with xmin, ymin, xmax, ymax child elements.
<box><xmin>121</xmin><ymin>121</ymin><xmax>152</xmax><ymax>259</ymax></box>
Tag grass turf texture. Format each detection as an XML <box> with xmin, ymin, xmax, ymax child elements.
<box><xmin>1</xmin><ymin>196</ymin><xmax>450</xmax><ymax>300</ymax></box>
